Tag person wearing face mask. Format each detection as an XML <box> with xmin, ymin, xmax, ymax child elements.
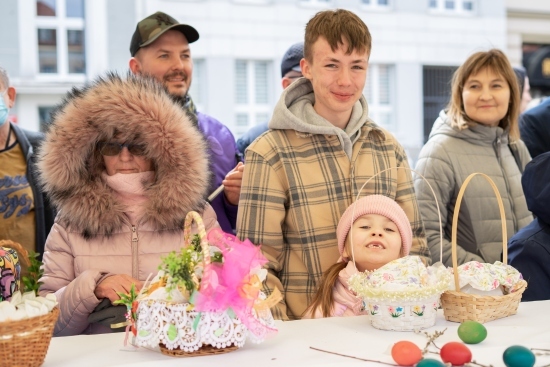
<box><xmin>414</xmin><ymin>49</ymin><xmax>533</xmax><ymax>267</ymax></box>
<box><xmin>0</xmin><ymin>66</ymin><xmax>55</xmax><ymax>258</ymax></box>
<box><xmin>37</xmin><ymin>73</ymin><xmax>219</xmax><ymax>336</ymax></box>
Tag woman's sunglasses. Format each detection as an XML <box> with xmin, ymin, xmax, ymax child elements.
<box><xmin>98</xmin><ymin>142</ymin><xmax>147</xmax><ymax>156</ymax></box>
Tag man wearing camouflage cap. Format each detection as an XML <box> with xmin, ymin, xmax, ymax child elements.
<box><xmin>129</xmin><ymin>11</ymin><xmax>243</xmax><ymax>234</ymax></box>
<box><xmin>236</xmin><ymin>42</ymin><xmax>304</xmax><ymax>155</ymax></box>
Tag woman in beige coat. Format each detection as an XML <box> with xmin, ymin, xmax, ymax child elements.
<box><xmin>37</xmin><ymin>73</ymin><xmax>218</xmax><ymax>336</ymax></box>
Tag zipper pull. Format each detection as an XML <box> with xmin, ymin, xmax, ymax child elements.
<box><xmin>131</xmin><ymin>225</ymin><xmax>138</xmax><ymax>243</ymax></box>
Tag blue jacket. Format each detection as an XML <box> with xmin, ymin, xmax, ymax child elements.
<box><xmin>197</xmin><ymin>112</ymin><xmax>240</xmax><ymax>233</ymax></box>
<box><xmin>508</xmin><ymin>151</ymin><xmax>550</xmax><ymax>301</ymax></box>
<box><xmin>236</xmin><ymin>122</ymin><xmax>268</xmax><ymax>156</ymax></box>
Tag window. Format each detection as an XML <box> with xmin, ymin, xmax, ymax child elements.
<box><xmin>297</xmin><ymin>0</ymin><xmax>332</xmax><ymax>9</ymax></box>
<box><xmin>364</xmin><ymin>64</ymin><xmax>395</xmax><ymax>131</ymax></box>
<box><xmin>234</xmin><ymin>60</ymin><xmax>273</xmax><ymax>136</ymax></box>
<box><xmin>361</xmin><ymin>0</ymin><xmax>392</xmax><ymax>10</ymax></box>
<box><xmin>38</xmin><ymin>106</ymin><xmax>56</xmax><ymax>132</ymax></box>
<box><xmin>36</xmin><ymin>0</ymin><xmax>86</xmax><ymax>76</ymax></box>
<box><xmin>188</xmin><ymin>59</ymin><xmax>206</xmax><ymax>110</ymax></box>
<box><xmin>38</xmin><ymin>29</ymin><xmax>57</xmax><ymax>73</ymax></box>
<box><xmin>428</xmin><ymin>0</ymin><xmax>475</xmax><ymax>14</ymax></box>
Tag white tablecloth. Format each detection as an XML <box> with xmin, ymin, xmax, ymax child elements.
<box><xmin>43</xmin><ymin>301</ymin><xmax>550</xmax><ymax>367</ymax></box>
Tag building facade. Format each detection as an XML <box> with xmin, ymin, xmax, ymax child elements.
<box><xmin>507</xmin><ymin>0</ymin><xmax>550</xmax><ymax>99</ymax></box>
<box><xmin>1</xmin><ymin>0</ymin><xmax>508</xmax><ymax>161</ymax></box>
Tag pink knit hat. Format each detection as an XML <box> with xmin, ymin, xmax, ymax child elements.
<box><xmin>337</xmin><ymin>195</ymin><xmax>413</xmax><ymax>259</ymax></box>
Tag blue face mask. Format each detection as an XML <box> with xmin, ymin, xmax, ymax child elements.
<box><xmin>0</xmin><ymin>90</ymin><xmax>9</xmax><ymax>126</ymax></box>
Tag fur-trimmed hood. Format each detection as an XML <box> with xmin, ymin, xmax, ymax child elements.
<box><xmin>38</xmin><ymin>72</ymin><xmax>210</xmax><ymax>238</ymax></box>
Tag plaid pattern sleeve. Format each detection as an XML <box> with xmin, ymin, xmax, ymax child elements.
<box><xmin>237</xmin><ymin>126</ymin><xmax>431</xmax><ymax>320</ymax></box>
<box><xmin>236</xmin><ymin>142</ymin><xmax>290</xmax><ymax>320</ymax></box>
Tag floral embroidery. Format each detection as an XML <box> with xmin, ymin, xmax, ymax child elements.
<box><xmin>452</xmin><ymin>261</ymin><xmax>523</xmax><ymax>291</ymax></box>
<box><xmin>433</xmin><ymin>301</ymin><xmax>438</xmax><ymax>311</ymax></box>
<box><xmin>388</xmin><ymin>306</ymin><xmax>403</xmax><ymax>318</ymax></box>
<box><xmin>412</xmin><ymin>304</ymin><xmax>426</xmax><ymax>316</ymax></box>
<box><xmin>368</xmin><ymin>304</ymin><xmax>379</xmax><ymax>315</ymax></box>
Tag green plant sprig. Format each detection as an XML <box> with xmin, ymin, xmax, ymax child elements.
<box><xmin>161</xmin><ymin>247</ymin><xmax>199</xmax><ymax>294</ymax></box>
<box><xmin>21</xmin><ymin>251</ymin><xmax>43</xmax><ymax>294</ymax></box>
<box><xmin>160</xmin><ymin>234</ymin><xmax>224</xmax><ymax>294</ymax></box>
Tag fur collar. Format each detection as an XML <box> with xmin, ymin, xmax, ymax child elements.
<box><xmin>38</xmin><ymin>73</ymin><xmax>210</xmax><ymax>238</ymax></box>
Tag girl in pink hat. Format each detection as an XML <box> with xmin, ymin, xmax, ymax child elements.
<box><xmin>304</xmin><ymin>194</ymin><xmax>412</xmax><ymax>318</ymax></box>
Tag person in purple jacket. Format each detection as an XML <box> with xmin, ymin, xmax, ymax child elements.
<box><xmin>129</xmin><ymin>11</ymin><xmax>243</xmax><ymax>233</ymax></box>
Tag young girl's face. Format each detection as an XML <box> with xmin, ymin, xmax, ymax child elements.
<box><xmin>343</xmin><ymin>213</ymin><xmax>402</xmax><ymax>272</ymax></box>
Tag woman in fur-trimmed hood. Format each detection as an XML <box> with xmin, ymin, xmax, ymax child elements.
<box><xmin>37</xmin><ymin>73</ymin><xmax>219</xmax><ymax>336</ymax></box>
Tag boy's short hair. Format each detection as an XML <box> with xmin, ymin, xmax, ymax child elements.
<box><xmin>304</xmin><ymin>9</ymin><xmax>372</xmax><ymax>62</ymax></box>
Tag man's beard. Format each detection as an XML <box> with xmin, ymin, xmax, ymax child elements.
<box><xmin>168</xmin><ymin>91</ymin><xmax>187</xmax><ymax>108</ymax></box>
<box><xmin>163</xmin><ymin>71</ymin><xmax>190</xmax><ymax>100</ymax></box>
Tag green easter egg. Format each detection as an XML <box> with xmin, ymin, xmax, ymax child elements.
<box><xmin>503</xmin><ymin>345</ymin><xmax>536</xmax><ymax>367</ymax></box>
<box><xmin>416</xmin><ymin>359</ymin><xmax>445</xmax><ymax>367</ymax></box>
<box><xmin>457</xmin><ymin>320</ymin><xmax>487</xmax><ymax>344</ymax></box>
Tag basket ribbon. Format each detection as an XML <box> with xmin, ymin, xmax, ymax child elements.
<box><xmin>193</xmin><ymin>228</ymin><xmax>279</xmax><ymax>338</ymax></box>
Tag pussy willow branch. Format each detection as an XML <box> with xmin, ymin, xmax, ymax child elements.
<box><xmin>309</xmin><ymin>347</ymin><xmax>398</xmax><ymax>366</ymax></box>
<box><xmin>414</xmin><ymin>328</ymin><xmax>447</xmax><ymax>354</ymax></box>
<box><xmin>469</xmin><ymin>360</ymin><xmax>494</xmax><ymax>367</ymax></box>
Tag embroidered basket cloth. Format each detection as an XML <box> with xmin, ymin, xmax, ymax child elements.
<box><xmin>349</xmin><ymin>256</ymin><xmax>450</xmax><ymax>331</ymax></box>
<box><xmin>440</xmin><ymin>173</ymin><xmax>527</xmax><ymax>324</ymax></box>
<box><xmin>135</xmin><ymin>300</ymin><xmax>246</xmax><ymax>356</ymax></box>
<box><xmin>0</xmin><ymin>240</ymin><xmax>59</xmax><ymax>367</ymax></box>
<box><xmin>347</xmin><ymin>167</ymin><xmax>449</xmax><ymax>331</ymax></box>
<box><xmin>133</xmin><ymin>211</ymin><xmax>277</xmax><ymax>357</ymax></box>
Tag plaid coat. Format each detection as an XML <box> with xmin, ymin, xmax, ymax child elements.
<box><xmin>237</xmin><ymin>85</ymin><xmax>430</xmax><ymax>319</ymax></box>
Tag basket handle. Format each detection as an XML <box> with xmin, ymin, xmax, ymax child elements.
<box><xmin>183</xmin><ymin>211</ymin><xmax>211</xmax><ymax>267</ymax></box>
<box><xmin>0</xmin><ymin>239</ymin><xmax>31</xmax><ymax>267</ymax></box>
<box><xmin>451</xmin><ymin>173</ymin><xmax>507</xmax><ymax>291</ymax></box>
<box><xmin>350</xmin><ymin>167</ymin><xmax>444</xmax><ymax>269</ymax></box>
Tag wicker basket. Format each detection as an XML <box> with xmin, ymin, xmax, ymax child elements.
<box><xmin>0</xmin><ymin>307</ymin><xmax>59</xmax><ymax>367</ymax></box>
<box><xmin>348</xmin><ymin>167</ymin><xmax>449</xmax><ymax>331</ymax></box>
<box><xmin>134</xmin><ymin>211</ymin><xmax>244</xmax><ymax>357</ymax></box>
<box><xmin>0</xmin><ymin>240</ymin><xmax>59</xmax><ymax>367</ymax></box>
<box><xmin>440</xmin><ymin>173</ymin><xmax>527</xmax><ymax>324</ymax></box>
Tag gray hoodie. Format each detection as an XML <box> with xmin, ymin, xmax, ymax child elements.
<box><xmin>269</xmin><ymin>78</ymin><xmax>371</xmax><ymax>159</ymax></box>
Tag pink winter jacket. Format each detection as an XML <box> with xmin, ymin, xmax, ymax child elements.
<box><xmin>304</xmin><ymin>261</ymin><xmax>368</xmax><ymax>318</ymax></box>
<box><xmin>37</xmin><ymin>74</ymin><xmax>217</xmax><ymax>336</ymax></box>
<box><xmin>39</xmin><ymin>207</ymin><xmax>218</xmax><ymax>336</ymax></box>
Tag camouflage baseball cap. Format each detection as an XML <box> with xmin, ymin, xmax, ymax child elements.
<box><xmin>130</xmin><ymin>11</ymin><xmax>199</xmax><ymax>56</ymax></box>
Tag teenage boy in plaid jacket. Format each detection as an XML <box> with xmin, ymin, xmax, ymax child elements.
<box><xmin>237</xmin><ymin>9</ymin><xmax>430</xmax><ymax>320</ymax></box>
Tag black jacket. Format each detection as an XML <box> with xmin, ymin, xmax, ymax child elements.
<box><xmin>10</xmin><ymin>122</ymin><xmax>55</xmax><ymax>256</ymax></box>
<box><xmin>519</xmin><ymin>97</ymin><xmax>550</xmax><ymax>158</ymax></box>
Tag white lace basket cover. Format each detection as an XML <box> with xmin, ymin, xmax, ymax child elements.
<box><xmin>347</xmin><ymin>168</ymin><xmax>448</xmax><ymax>331</ymax></box>
<box><xmin>348</xmin><ymin>257</ymin><xmax>450</xmax><ymax>331</ymax></box>
<box><xmin>135</xmin><ymin>299</ymin><xmax>276</xmax><ymax>352</ymax></box>
<box><xmin>134</xmin><ymin>300</ymin><xmax>246</xmax><ymax>352</ymax></box>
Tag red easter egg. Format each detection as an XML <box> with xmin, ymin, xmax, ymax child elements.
<box><xmin>391</xmin><ymin>341</ymin><xmax>423</xmax><ymax>366</ymax></box>
<box><xmin>440</xmin><ymin>342</ymin><xmax>472</xmax><ymax>365</ymax></box>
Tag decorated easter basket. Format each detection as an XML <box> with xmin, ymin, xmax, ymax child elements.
<box><xmin>0</xmin><ymin>240</ymin><xmax>59</xmax><ymax>367</ymax></box>
<box><xmin>133</xmin><ymin>211</ymin><xmax>277</xmax><ymax>357</ymax></box>
<box><xmin>440</xmin><ymin>173</ymin><xmax>527</xmax><ymax>324</ymax></box>
<box><xmin>347</xmin><ymin>167</ymin><xmax>450</xmax><ymax>331</ymax></box>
